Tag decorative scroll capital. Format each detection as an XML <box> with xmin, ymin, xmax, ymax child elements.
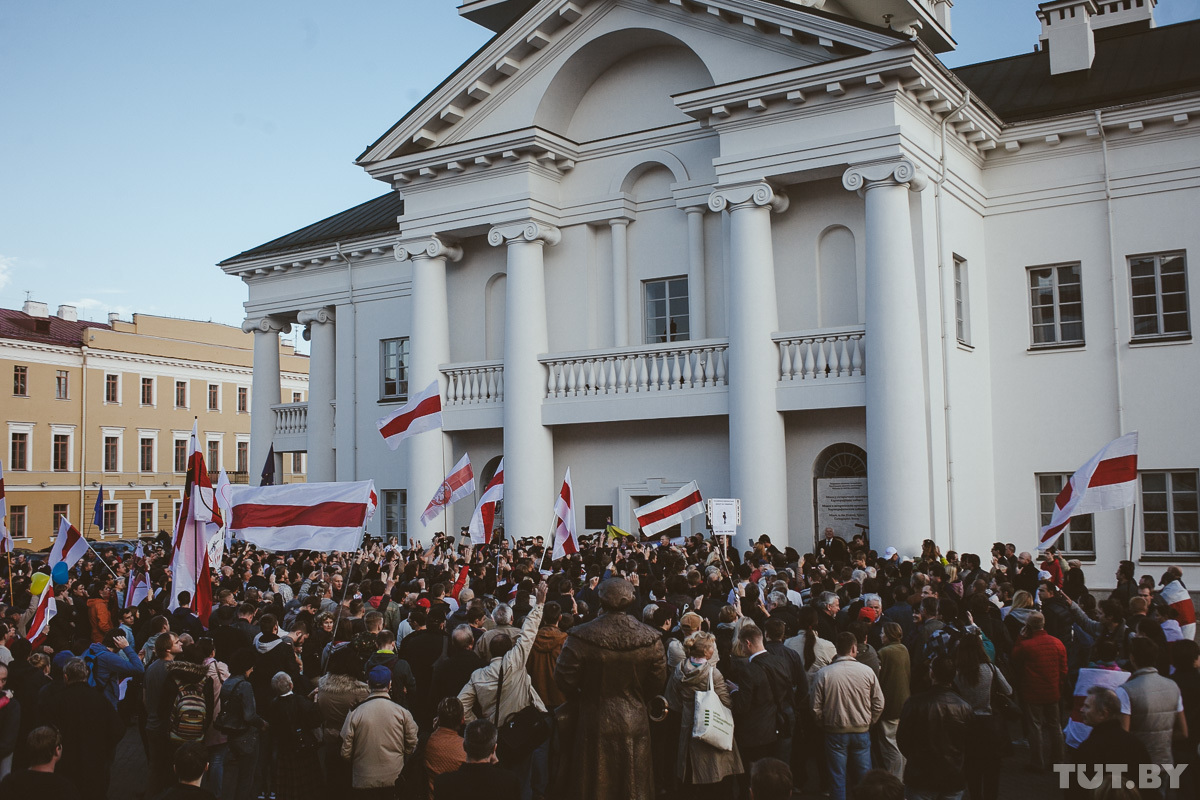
<box><xmin>394</xmin><ymin>234</ymin><xmax>463</xmax><ymax>263</ymax></box>
<box><xmin>241</xmin><ymin>315</ymin><xmax>288</xmax><ymax>335</ymax></box>
<box><xmin>297</xmin><ymin>307</ymin><xmax>335</xmax><ymax>327</ymax></box>
<box><xmin>842</xmin><ymin>159</ymin><xmax>928</xmax><ymax>195</ymax></box>
<box><xmin>487</xmin><ymin>220</ymin><xmax>562</xmax><ymax>248</ymax></box>
<box><xmin>708</xmin><ymin>181</ymin><xmax>789</xmax><ymax>214</ymax></box>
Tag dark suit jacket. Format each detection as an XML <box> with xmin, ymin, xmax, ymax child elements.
<box><xmin>727</xmin><ymin>651</ymin><xmax>795</xmax><ymax>749</ymax></box>
<box><xmin>434</xmin><ymin>762</ymin><xmax>520</xmax><ymax>800</ymax></box>
<box><xmin>816</xmin><ymin>536</ymin><xmax>849</xmax><ymax>565</ymax></box>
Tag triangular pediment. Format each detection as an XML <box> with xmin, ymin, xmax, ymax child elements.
<box><xmin>357</xmin><ymin>0</ymin><xmax>904</xmax><ymax>170</ymax></box>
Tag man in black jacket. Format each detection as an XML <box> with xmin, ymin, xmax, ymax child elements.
<box><xmin>763</xmin><ymin>618</ymin><xmax>809</xmax><ymax>788</ymax></box>
<box><xmin>1063</xmin><ymin>686</ymin><xmax>1152</xmax><ymax>799</ymax></box>
<box><xmin>434</xmin><ymin>720</ymin><xmax>519</xmax><ymax>800</ymax></box>
<box><xmin>728</xmin><ymin>622</ymin><xmax>794</xmax><ymax>777</ymax></box>
<box><xmin>249</xmin><ymin>614</ymin><xmax>303</xmax><ymax>710</ymax></box>
<box><xmin>897</xmin><ymin>656</ymin><xmax>972</xmax><ymax>798</ymax></box>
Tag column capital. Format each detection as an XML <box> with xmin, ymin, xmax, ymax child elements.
<box><xmin>241</xmin><ymin>315</ymin><xmax>288</xmax><ymax>335</ymax></box>
<box><xmin>708</xmin><ymin>181</ymin><xmax>789</xmax><ymax>214</ymax></box>
<box><xmin>487</xmin><ymin>220</ymin><xmax>561</xmax><ymax>248</ymax></box>
<box><xmin>842</xmin><ymin>159</ymin><xmax>928</xmax><ymax>195</ymax></box>
<box><xmin>394</xmin><ymin>234</ymin><xmax>463</xmax><ymax>263</ymax></box>
<box><xmin>297</xmin><ymin>307</ymin><xmax>335</xmax><ymax>327</ymax></box>
<box><xmin>608</xmin><ymin>218</ymin><xmax>631</xmax><ymax>229</ymax></box>
<box><xmin>683</xmin><ymin>205</ymin><xmax>708</xmax><ymax>217</ymax></box>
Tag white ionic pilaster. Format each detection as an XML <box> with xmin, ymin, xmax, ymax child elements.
<box><xmin>489</xmin><ymin>220</ymin><xmax>560</xmax><ymax>539</ymax></box>
<box><xmin>843</xmin><ymin>159</ymin><xmax>932</xmax><ymax>557</ymax></box>
<box><xmin>298</xmin><ymin>307</ymin><xmax>336</xmax><ymax>483</ymax></box>
<box><xmin>395</xmin><ymin>234</ymin><xmax>462</xmax><ymax>535</ymax></box>
<box><xmin>610</xmin><ymin>219</ymin><xmax>630</xmax><ymax>347</ymax></box>
<box><xmin>685</xmin><ymin>207</ymin><xmax>707</xmax><ymax>339</ymax></box>
<box><xmin>242</xmin><ymin>314</ymin><xmax>287</xmax><ymax>485</ymax></box>
<box><xmin>709</xmin><ymin>182</ymin><xmax>790</xmax><ymax>550</ymax></box>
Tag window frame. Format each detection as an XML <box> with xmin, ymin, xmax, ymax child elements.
<box><xmin>9</xmin><ymin>505</ymin><xmax>26</xmax><ymax>539</ymax></box>
<box><xmin>1028</xmin><ymin>262</ymin><xmax>1085</xmax><ymax>348</ymax></box>
<box><xmin>383</xmin><ymin>489</ymin><xmax>407</xmax><ymax>546</ymax></box>
<box><xmin>380</xmin><ymin>338</ymin><xmax>410</xmax><ymax>402</ymax></box>
<box><xmin>13</xmin><ymin>365</ymin><xmax>28</xmax><ymax>397</ymax></box>
<box><xmin>1129</xmin><ymin>250</ymin><xmax>1190</xmax><ymax>341</ymax></box>
<box><xmin>954</xmin><ymin>255</ymin><xmax>971</xmax><ymax>346</ymax></box>
<box><xmin>1036</xmin><ymin>472</ymin><xmax>1096</xmax><ymax>557</ymax></box>
<box><xmin>208</xmin><ymin>383</ymin><xmax>221</xmax><ymax>412</ymax></box>
<box><xmin>102</xmin><ymin>501</ymin><xmax>121</xmax><ymax>536</ymax></box>
<box><xmin>52</xmin><ymin>503</ymin><xmax>69</xmax><ymax>533</ymax></box>
<box><xmin>237</xmin><ymin>386</ymin><xmax>249</xmax><ymax>413</ymax></box>
<box><xmin>173</xmin><ymin>436</ymin><xmax>188</xmax><ymax>474</ymax></box>
<box><xmin>175</xmin><ymin>380</ymin><xmax>188</xmax><ymax>409</ymax></box>
<box><xmin>8</xmin><ymin>425</ymin><xmax>32</xmax><ymax>471</ymax></box>
<box><xmin>104</xmin><ymin>373</ymin><xmax>120</xmax><ymax>404</ymax></box>
<box><xmin>101</xmin><ymin>427</ymin><xmax>123</xmax><ymax>474</ymax></box>
<box><xmin>1140</xmin><ymin>470</ymin><xmax>1200</xmax><ymax>556</ymax></box>
<box><xmin>141</xmin><ymin>376</ymin><xmax>156</xmax><ymax>407</ymax></box>
<box><xmin>206</xmin><ymin>439</ymin><xmax>221</xmax><ymax>471</ymax></box>
<box><xmin>55</xmin><ymin>370</ymin><xmax>70</xmax><ymax>400</ymax></box>
<box><xmin>50</xmin><ymin>426</ymin><xmax>74</xmax><ymax>473</ymax></box>
<box><xmin>138</xmin><ymin>431</ymin><xmax>157</xmax><ymax>474</ymax></box>
<box><xmin>236</xmin><ymin>439</ymin><xmax>249</xmax><ymax>473</ymax></box>
<box><xmin>139</xmin><ymin>500</ymin><xmax>157</xmax><ymax>534</ymax></box>
<box><xmin>643</xmin><ymin>276</ymin><xmax>691</xmax><ymax>344</ymax></box>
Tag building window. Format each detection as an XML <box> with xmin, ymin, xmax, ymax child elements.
<box><xmin>1029</xmin><ymin>263</ymin><xmax>1084</xmax><ymax>346</ymax></box>
<box><xmin>237</xmin><ymin>386</ymin><xmax>248</xmax><ymax>413</ymax></box>
<box><xmin>381</xmin><ymin>338</ymin><xmax>410</xmax><ymax>401</ymax></box>
<box><xmin>1037</xmin><ymin>474</ymin><xmax>1095</xmax><ymax>556</ymax></box>
<box><xmin>173</xmin><ymin>499</ymin><xmax>183</xmax><ymax>528</ymax></box>
<box><xmin>140</xmin><ymin>437</ymin><xmax>155</xmax><ymax>472</ymax></box>
<box><xmin>383</xmin><ymin>489</ymin><xmax>407</xmax><ymax>546</ymax></box>
<box><xmin>954</xmin><ymin>256</ymin><xmax>971</xmax><ymax>345</ymax></box>
<box><xmin>207</xmin><ymin>441</ymin><xmax>220</xmax><ymax>471</ymax></box>
<box><xmin>141</xmin><ymin>377</ymin><xmax>155</xmax><ymax>406</ymax></box>
<box><xmin>208</xmin><ymin>384</ymin><xmax>220</xmax><ymax>411</ymax></box>
<box><xmin>13</xmin><ymin>366</ymin><xmax>27</xmax><ymax>397</ymax></box>
<box><xmin>644</xmin><ymin>277</ymin><xmax>689</xmax><ymax>343</ymax></box>
<box><xmin>291</xmin><ymin>453</ymin><xmax>304</xmax><ymax>473</ymax></box>
<box><xmin>104</xmin><ymin>373</ymin><xmax>119</xmax><ymax>404</ymax></box>
<box><xmin>1142</xmin><ymin>470</ymin><xmax>1199</xmax><ymax>555</ymax></box>
<box><xmin>236</xmin><ymin>441</ymin><xmax>249</xmax><ymax>473</ymax></box>
<box><xmin>9</xmin><ymin>505</ymin><xmax>25</xmax><ymax>539</ymax></box>
<box><xmin>175</xmin><ymin>380</ymin><xmax>188</xmax><ymax>408</ymax></box>
<box><xmin>174</xmin><ymin>439</ymin><xmax>188</xmax><ymax>473</ymax></box>
<box><xmin>292</xmin><ymin>391</ymin><xmax>302</xmax><ymax>403</ymax></box>
<box><xmin>52</xmin><ymin>504</ymin><xmax>69</xmax><ymax>532</ymax></box>
<box><xmin>139</xmin><ymin>502</ymin><xmax>155</xmax><ymax>533</ymax></box>
<box><xmin>10</xmin><ymin>433</ymin><xmax>28</xmax><ymax>471</ymax></box>
<box><xmin>1130</xmin><ymin>252</ymin><xmax>1189</xmax><ymax>339</ymax></box>
<box><xmin>103</xmin><ymin>436</ymin><xmax>120</xmax><ymax>472</ymax></box>
<box><xmin>103</xmin><ymin>503</ymin><xmax>119</xmax><ymax>534</ymax></box>
<box><xmin>52</xmin><ymin>434</ymin><xmax>70</xmax><ymax>472</ymax></box>
<box><xmin>55</xmin><ymin>370</ymin><xmax>69</xmax><ymax>400</ymax></box>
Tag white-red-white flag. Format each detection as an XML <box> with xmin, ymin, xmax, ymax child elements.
<box><xmin>1039</xmin><ymin>432</ymin><xmax>1139</xmax><ymax>551</ymax></box>
<box><xmin>125</xmin><ymin>570</ymin><xmax>150</xmax><ymax>609</ymax></box>
<box><xmin>421</xmin><ymin>454</ymin><xmax>475</xmax><ymax>527</ymax></box>
<box><xmin>48</xmin><ymin>518</ymin><xmax>89</xmax><ymax>572</ymax></box>
<box><xmin>28</xmin><ymin>579</ymin><xmax>56</xmax><ymax>647</ymax></box>
<box><xmin>1064</xmin><ymin>666</ymin><xmax>1130</xmax><ymax>749</ymax></box>
<box><xmin>635</xmin><ymin>481</ymin><xmax>704</xmax><ymax>537</ymax></box>
<box><xmin>0</xmin><ymin>460</ymin><xmax>11</xmax><ymax>555</ymax></box>
<box><xmin>551</xmin><ymin>467</ymin><xmax>577</xmax><ymax>561</ymax></box>
<box><xmin>229</xmin><ymin>480</ymin><xmax>377</xmax><ymax>553</ymax></box>
<box><xmin>377</xmin><ymin>380</ymin><xmax>442</xmax><ymax>450</ymax></box>
<box><xmin>468</xmin><ymin>459</ymin><xmax>504</xmax><ymax>545</ymax></box>
<box><xmin>1161</xmin><ymin>579</ymin><xmax>1197</xmax><ymax>640</ymax></box>
<box><xmin>169</xmin><ymin>421</ymin><xmax>222</xmax><ymax>627</ymax></box>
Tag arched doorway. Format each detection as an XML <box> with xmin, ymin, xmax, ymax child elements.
<box><xmin>812</xmin><ymin>443</ymin><xmax>868</xmax><ymax>549</ymax></box>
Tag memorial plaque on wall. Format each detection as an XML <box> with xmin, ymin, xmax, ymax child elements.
<box><xmin>815</xmin><ymin>477</ymin><xmax>869</xmax><ymax>542</ymax></box>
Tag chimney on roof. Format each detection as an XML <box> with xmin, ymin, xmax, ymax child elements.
<box><xmin>108</xmin><ymin>312</ymin><xmax>121</xmax><ymax>325</ymax></box>
<box><xmin>23</xmin><ymin>300</ymin><xmax>49</xmax><ymax>318</ymax></box>
<box><xmin>57</xmin><ymin>305</ymin><xmax>78</xmax><ymax>322</ymax></box>
<box><xmin>1038</xmin><ymin>0</ymin><xmax>1097</xmax><ymax>75</ymax></box>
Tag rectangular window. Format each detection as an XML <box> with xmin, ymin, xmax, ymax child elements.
<box><xmin>236</xmin><ymin>441</ymin><xmax>249</xmax><ymax>473</ymax></box>
<box><xmin>52</xmin><ymin>504</ymin><xmax>69</xmax><ymax>532</ymax></box>
<box><xmin>208</xmin><ymin>384</ymin><xmax>220</xmax><ymax>411</ymax></box>
<box><xmin>104</xmin><ymin>373</ymin><xmax>119</xmax><ymax>403</ymax></box>
<box><xmin>173</xmin><ymin>500</ymin><xmax>183</xmax><ymax>528</ymax></box>
<box><xmin>644</xmin><ymin>277</ymin><xmax>690</xmax><ymax>343</ymax></box>
<box><xmin>176</xmin><ymin>380</ymin><xmax>188</xmax><ymax>408</ymax></box>
<box><xmin>291</xmin><ymin>453</ymin><xmax>304</xmax><ymax>473</ymax></box>
<box><xmin>9</xmin><ymin>505</ymin><xmax>25</xmax><ymax>539</ymax></box>
<box><xmin>13</xmin><ymin>366</ymin><xmax>27</xmax><ymax>396</ymax></box>
<box><xmin>104</xmin><ymin>436</ymin><xmax>119</xmax><ymax>472</ymax></box>
<box><xmin>954</xmin><ymin>256</ymin><xmax>970</xmax><ymax>345</ymax></box>
<box><xmin>1029</xmin><ymin>263</ymin><xmax>1084</xmax><ymax>346</ymax></box>
<box><xmin>380</xmin><ymin>338</ymin><xmax>410</xmax><ymax>400</ymax></box>
<box><xmin>174</xmin><ymin>439</ymin><xmax>188</xmax><ymax>473</ymax></box>
<box><xmin>1131</xmin><ymin>251</ymin><xmax>1189</xmax><ymax>339</ymax></box>
<box><xmin>139</xmin><ymin>502</ymin><xmax>155</xmax><ymax>533</ymax></box>
<box><xmin>1142</xmin><ymin>470</ymin><xmax>1200</xmax><ymax>555</ymax></box>
<box><xmin>207</xmin><ymin>441</ymin><xmax>220</xmax><ymax>471</ymax></box>
<box><xmin>52</xmin><ymin>434</ymin><xmax>70</xmax><ymax>471</ymax></box>
<box><xmin>383</xmin><ymin>489</ymin><xmax>407</xmax><ymax>546</ymax></box>
<box><xmin>237</xmin><ymin>386</ymin><xmax>248</xmax><ymax>413</ymax></box>
<box><xmin>103</xmin><ymin>503</ymin><xmax>119</xmax><ymax>534</ymax></box>
<box><xmin>1037</xmin><ymin>474</ymin><xmax>1095</xmax><ymax>556</ymax></box>
<box><xmin>10</xmin><ymin>433</ymin><xmax>28</xmax><ymax>471</ymax></box>
<box><xmin>140</xmin><ymin>437</ymin><xmax>155</xmax><ymax>472</ymax></box>
<box><xmin>141</xmin><ymin>377</ymin><xmax>155</xmax><ymax>406</ymax></box>
<box><xmin>55</xmin><ymin>370</ymin><xmax>69</xmax><ymax>400</ymax></box>
<box><xmin>292</xmin><ymin>391</ymin><xmax>302</xmax><ymax>403</ymax></box>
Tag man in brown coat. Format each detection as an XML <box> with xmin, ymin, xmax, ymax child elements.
<box><xmin>555</xmin><ymin>578</ymin><xmax>667</xmax><ymax>800</ymax></box>
<box><xmin>527</xmin><ymin>601</ymin><xmax>567</xmax><ymax>709</ymax></box>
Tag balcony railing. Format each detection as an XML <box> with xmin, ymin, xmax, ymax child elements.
<box><xmin>443</xmin><ymin>360</ymin><xmax>504</xmax><ymax>407</ymax></box>
<box><xmin>542</xmin><ymin>339</ymin><xmax>728</xmax><ymax>398</ymax></box>
<box><xmin>208</xmin><ymin>471</ymin><xmax>250</xmax><ymax>485</ymax></box>
<box><xmin>775</xmin><ymin>326</ymin><xmax>866</xmax><ymax>381</ymax></box>
<box><xmin>272</xmin><ymin>401</ymin><xmax>308</xmax><ymax>435</ymax></box>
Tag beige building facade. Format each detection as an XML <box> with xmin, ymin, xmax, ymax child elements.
<box><xmin>2</xmin><ymin>301</ymin><xmax>308</xmax><ymax>549</ymax></box>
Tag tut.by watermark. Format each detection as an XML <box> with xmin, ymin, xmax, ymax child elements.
<box><xmin>1053</xmin><ymin>763</ymin><xmax>1188</xmax><ymax>791</ymax></box>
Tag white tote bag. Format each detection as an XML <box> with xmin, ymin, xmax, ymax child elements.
<box><xmin>691</xmin><ymin>667</ymin><xmax>735</xmax><ymax>751</ymax></box>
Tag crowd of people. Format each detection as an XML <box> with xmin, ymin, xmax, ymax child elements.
<box><xmin>0</xmin><ymin>526</ymin><xmax>1195</xmax><ymax>800</ymax></box>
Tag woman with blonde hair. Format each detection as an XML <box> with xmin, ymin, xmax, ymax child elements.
<box><xmin>1003</xmin><ymin>590</ymin><xmax>1035</xmax><ymax>643</ymax></box>
<box><xmin>666</xmin><ymin>631</ymin><xmax>743</xmax><ymax>798</ymax></box>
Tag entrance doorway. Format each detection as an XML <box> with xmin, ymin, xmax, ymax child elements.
<box><xmin>812</xmin><ymin>443</ymin><xmax>868</xmax><ymax>549</ymax></box>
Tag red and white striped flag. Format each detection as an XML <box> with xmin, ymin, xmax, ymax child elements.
<box><xmin>421</xmin><ymin>454</ymin><xmax>475</xmax><ymax>527</ymax></box>
<box><xmin>125</xmin><ymin>570</ymin><xmax>150</xmax><ymax>609</ymax></box>
<box><xmin>635</xmin><ymin>481</ymin><xmax>704</xmax><ymax>537</ymax></box>
<box><xmin>377</xmin><ymin>380</ymin><xmax>442</xmax><ymax>450</ymax></box>
<box><xmin>48</xmin><ymin>518</ymin><xmax>89</xmax><ymax>572</ymax></box>
<box><xmin>551</xmin><ymin>468</ymin><xmax>577</xmax><ymax>561</ymax></box>
<box><xmin>1161</xmin><ymin>579</ymin><xmax>1196</xmax><ymax>640</ymax></box>
<box><xmin>28</xmin><ymin>579</ymin><xmax>56</xmax><ymax>647</ymax></box>
<box><xmin>229</xmin><ymin>480</ymin><xmax>377</xmax><ymax>553</ymax></box>
<box><xmin>1039</xmin><ymin>432</ymin><xmax>1139</xmax><ymax>551</ymax></box>
<box><xmin>169</xmin><ymin>421</ymin><xmax>222</xmax><ymax>626</ymax></box>
<box><xmin>0</xmin><ymin>460</ymin><xmax>11</xmax><ymax>555</ymax></box>
<box><xmin>468</xmin><ymin>459</ymin><xmax>504</xmax><ymax>545</ymax></box>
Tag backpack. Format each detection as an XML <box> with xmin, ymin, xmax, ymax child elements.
<box><xmin>170</xmin><ymin>680</ymin><xmax>210</xmax><ymax>743</ymax></box>
<box><xmin>214</xmin><ymin>677</ymin><xmax>247</xmax><ymax>735</ymax></box>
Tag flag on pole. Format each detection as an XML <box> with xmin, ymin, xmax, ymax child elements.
<box><xmin>606</xmin><ymin>524</ymin><xmax>632</xmax><ymax>538</ymax></box>
<box><xmin>468</xmin><ymin>459</ymin><xmax>504</xmax><ymax>545</ymax></box>
<box><xmin>260</xmin><ymin>445</ymin><xmax>276</xmax><ymax>487</ymax></box>
<box><xmin>551</xmin><ymin>468</ymin><xmax>577</xmax><ymax>561</ymax></box>
<box><xmin>28</xmin><ymin>579</ymin><xmax>56</xmax><ymax>647</ymax></box>
<box><xmin>125</xmin><ymin>569</ymin><xmax>150</xmax><ymax>609</ymax></box>
<box><xmin>228</xmin><ymin>480</ymin><xmax>377</xmax><ymax>553</ymax></box>
<box><xmin>48</xmin><ymin>518</ymin><xmax>89</xmax><ymax>572</ymax></box>
<box><xmin>377</xmin><ymin>380</ymin><xmax>442</xmax><ymax>450</ymax></box>
<box><xmin>93</xmin><ymin>486</ymin><xmax>105</xmax><ymax>532</ymax></box>
<box><xmin>421</xmin><ymin>454</ymin><xmax>475</xmax><ymax>527</ymax></box>
<box><xmin>1039</xmin><ymin>432</ymin><xmax>1139</xmax><ymax>551</ymax></box>
<box><xmin>169</xmin><ymin>421</ymin><xmax>222</xmax><ymax>627</ymax></box>
<box><xmin>635</xmin><ymin>481</ymin><xmax>704</xmax><ymax>537</ymax></box>
<box><xmin>1064</xmin><ymin>666</ymin><xmax>1130</xmax><ymax>749</ymax></box>
<box><xmin>1161</xmin><ymin>580</ymin><xmax>1197</xmax><ymax>640</ymax></box>
<box><xmin>0</xmin><ymin>460</ymin><xmax>11</xmax><ymax>555</ymax></box>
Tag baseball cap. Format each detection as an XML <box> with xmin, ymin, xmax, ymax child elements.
<box><xmin>417</xmin><ymin>598</ymin><xmax>431</xmax><ymax>609</ymax></box>
<box><xmin>883</xmin><ymin>547</ymin><xmax>898</xmax><ymax>559</ymax></box>
<box><xmin>368</xmin><ymin>666</ymin><xmax>393</xmax><ymax>688</ymax></box>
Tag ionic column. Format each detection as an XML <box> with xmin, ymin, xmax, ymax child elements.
<box><xmin>242</xmin><ymin>314</ymin><xmax>287</xmax><ymax>485</ymax></box>
<box><xmin>842</xmin><ymin>159</ymin><xmax>932</xmax><ymax>557</ymax></box>
<box><xmin>489</xmin><ymin>220</ymin><xmax>559</xmax><ymax>539</ymax></box>
<box><xmin>298</xmin><ymin>308</ymin><xmax>336</xmax><ymax>483</ymax></box>
<box><xmin>685</xmin><ymin>207</ymin><xmax>707</xmax><ymax>339</ymax></box>
<box><xmin>610</xmin><ymin>219</ymin><xmax>630</xmax><ymax>347</ymax></box>
<box><xmin>709</xmin><ymin>182</ymin><xmax>790</xmax><ymax>550</ymax></box>
<box><xmin>395</xmin><ymin>235</ymin><xmax>462</xmax><ymax>535</ymax></box>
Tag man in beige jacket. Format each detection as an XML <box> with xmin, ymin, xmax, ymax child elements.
<box><xmin>458</xmin><ymin>580</ymin><xmax>548</xmax><ymax>725</ymax></box>
<box><xmin>810</xmin><ymin>631</ymin><xmax>885</xmax><ymax>800</ymax></box>
<box><xmin>340</xmin><ymin>665</ymin><xmax>419</xmax><ymax>798</ymax></box>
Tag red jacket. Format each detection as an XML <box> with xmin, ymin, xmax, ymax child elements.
<box><xmin>1010</xmin><ymin>629</ymin><xmax>1068</xmax><ymax>704</ymax></box>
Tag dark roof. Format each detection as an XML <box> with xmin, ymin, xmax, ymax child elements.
<box><xmin>953</xmin><ymin>18</ymin><xmax>1200</xmax><ymax>123</ymax></box>
<box><xmin>0</xmin><ymin>309</ymin><xmax>109</xmax><ymax>348</ymax></box>
<box><xmin>220</xmin><ymin>192</ymin><xmax>405</xmax><ymax>266</ymax></box>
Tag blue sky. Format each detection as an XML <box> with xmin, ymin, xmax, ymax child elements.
<box><xmin>2</xmin><ymin>0</ymin><xmax>1197</xmax><ymax>340</ymax></box>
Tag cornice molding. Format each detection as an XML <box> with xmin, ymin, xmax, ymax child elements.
<box><xmin>708</xmin><ymin>181</ymin><xmax>789</xmax><ymax>213</ymax></box>
<box><xmin>394</xmin><ymin>234</ymin><xmax>465</xmax><ymax>263</ymax></box>
<box><xmin>488</xmin><ymin>220</ymin><xmax>562</xmax><ymax>247</ymax></box>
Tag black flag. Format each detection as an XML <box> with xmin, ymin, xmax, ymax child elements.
<box><xmin>259</xmin><ymin>444</ymin><xmax>276</xmax><ymax>487</ymax></box>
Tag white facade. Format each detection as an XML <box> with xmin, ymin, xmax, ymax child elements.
<box><xmin>219</xmin><ymin>0</ymin><xmax>1200</xmax><ymax>587</ymax></box>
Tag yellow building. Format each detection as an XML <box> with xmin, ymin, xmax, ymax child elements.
<box><xmin>2</xmin><ymin>301</ymin><xmax>308</xmax><ymax>549</ymax></box>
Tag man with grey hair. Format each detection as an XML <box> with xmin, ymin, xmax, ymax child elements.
<box><xmin>433</xmin><ymin>625</ymin><xmax>483</xmax><ymax>707</ymax></box>
<box><xmin>475</xmin><ymin>604</ymin><xmax>520</xmax><ymax>661</ymax></box>
<box><xmin>1063</xmin><ymin>686</ymin><xmax>1152</xmax><ymax>799</ymax></box>
<box><xmin>816</xmin><ymin>592</ymin><xmax>841</xmax><ymax>643</ymax></box>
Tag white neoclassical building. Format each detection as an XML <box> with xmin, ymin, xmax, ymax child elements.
<box><xmin>220</xmin><ymin>0</ymin><xmax>1200</xmax><ymax>585</ymax></box>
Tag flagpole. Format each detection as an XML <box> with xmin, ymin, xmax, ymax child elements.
<box><xmin>1128</xmin><ymin>503</ymin><xmax>1138</xmax><ymax>563</ymax></box>
<box><xmin>330</xmin><ymin>531</ymin><xmax>365</xmax><ymax>646</ymax></box>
